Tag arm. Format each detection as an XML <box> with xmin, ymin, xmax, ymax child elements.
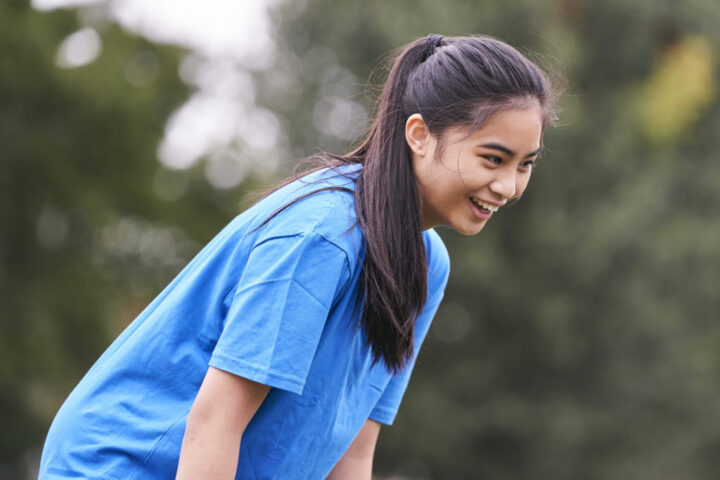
<box><xmin>327</xmin><ymin>419</ymin><xmax>381</xmax><ymax>480</ymax></box>
<box><xmin>176</xmin><ymin>367</ymin><xmax>270</xmax><ymax>480</ymax></box>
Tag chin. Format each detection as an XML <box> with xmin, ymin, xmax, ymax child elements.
<box><xmin>453</xmin><ymin>221</ymin><xmax>488</xmax><ymax>236</ymax></box>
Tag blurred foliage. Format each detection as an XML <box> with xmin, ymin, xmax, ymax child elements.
<box><xmin>634</xmin><ymin>35</ymin><xmax>716</xmax><ymax>144</ymax></box>
<box><xmin>3</xmin><ymin>0</ymin><xmax>720</xmax><ymax>479</ymax></box>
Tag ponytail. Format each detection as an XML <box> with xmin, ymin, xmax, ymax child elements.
<box><xmin>350</xmin><ymin>37</ymin><xmax>436</xmax><ymax>372</ymax></box>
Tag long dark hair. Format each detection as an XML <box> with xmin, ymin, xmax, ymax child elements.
<box><xmin>259</xmin><ymin>34</ymin><xmax>558</xmax><ymax>373</ymax></box>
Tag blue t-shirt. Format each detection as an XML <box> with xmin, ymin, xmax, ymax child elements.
<box><xmin>40</xmin><ymin>165</ymin><xmax>450</xmax><ymax>479</ymax></box>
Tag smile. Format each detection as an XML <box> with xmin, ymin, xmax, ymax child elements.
<box><xmin>470</xmin><ymin>197</ymin><xmax>499</xmax><ymax>212</ymax></box>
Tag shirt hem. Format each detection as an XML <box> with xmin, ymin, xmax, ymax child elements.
<box><xmin>209</xmin><ymin>353</ymin><xmax>306</xmax><ymax>394</ymax></box>
<box><xmin>369</xmin><ymin>406</ymin><xmax>397</xmax><ymax>426</ymax></box>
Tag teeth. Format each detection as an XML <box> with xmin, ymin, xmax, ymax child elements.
<box><xmin>471</xmin><ymin>198</ymin><xmax>499</xmax><ymax>212</ymax></box>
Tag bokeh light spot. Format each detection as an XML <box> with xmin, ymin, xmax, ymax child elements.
<box><xmin>55</xmin><ymin>28</ymin><xmax>101</xmax><ymax>68</ymax></box>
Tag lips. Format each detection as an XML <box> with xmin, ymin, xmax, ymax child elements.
<box><xmin>470</xmin><ymin>197</ymin><xmax>499</xmax><ymax>212</ymax></box>
<box><xmin>468</xmin><ymin>198</ymin><xmax>493</xmax><ymax>221</ymax></box>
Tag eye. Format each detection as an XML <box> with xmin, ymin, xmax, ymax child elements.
<box><xmin>483</xmin><ymin>155</ymin><xmax>503</xmax><ymax>165</ymax></box>
<box><xmin>520</xmin><ymin>159</ymin><xmax>537</xmax><ymax>169</ymax></box>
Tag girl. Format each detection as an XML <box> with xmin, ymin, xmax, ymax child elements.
<box><xmin>40</xmin><ymin>34</ymin><xmax>557</xmax><ymax>479</ymax></box>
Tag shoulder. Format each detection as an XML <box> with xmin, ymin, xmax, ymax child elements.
<box><xmin>423</xmin><ymin>229</ymin><xmax>450</xmax><ymax>290</ymax></box>
<box><xmin>250</xmin><ymin>165</ymin><xmax>363</xmax><ymax>266</ymax></box>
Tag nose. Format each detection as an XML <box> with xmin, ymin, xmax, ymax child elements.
<box><xmin>489</xmin><ymin>169</ymin><xmax>517</xmax><ymax>200</ymax></box>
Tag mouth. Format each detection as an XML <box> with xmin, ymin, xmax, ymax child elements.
<box><xmin>470</xmin><ymin>197</ymin><xmax>499</xmax><ymax>213</ymax></box>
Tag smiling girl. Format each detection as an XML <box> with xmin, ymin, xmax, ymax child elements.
<box><xmin>40</xmin><ymin>34</ymin><xmax>558</xmax><ymax>479</ymax></box>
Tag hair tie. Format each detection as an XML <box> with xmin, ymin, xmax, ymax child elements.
<box><xmin>424</xmin><ymin>34</ymin><xmax>444</xmax><ymax>60</ymax></box>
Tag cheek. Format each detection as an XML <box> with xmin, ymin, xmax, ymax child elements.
<box><xmin>516</xmin><ymin>173</ymin><xmax>532</xmax><ymax>195</ymax></box>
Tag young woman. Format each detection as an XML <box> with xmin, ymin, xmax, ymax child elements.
<box><xmin>40</xmin><ymin>34</ymin><xmax>557</xmax><ymax>479</ymax></box>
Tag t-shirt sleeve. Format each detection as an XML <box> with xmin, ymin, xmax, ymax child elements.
<box><xmin>209</xmin><ymin>232</ymin><xmax>350</xmax><ymax>394</ymax></box>
<box><xmin>369</xmin><ymin>233</ymin><xmax>450</xmax><ymax>425</ymax></box>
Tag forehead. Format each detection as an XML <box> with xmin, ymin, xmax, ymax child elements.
<box><xmin>450</xmin><ymin>105</ymin><xmax>544</xmax><ymax>151</ymax></box>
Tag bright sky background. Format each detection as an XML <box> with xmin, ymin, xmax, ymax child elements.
<box><xmin>33</xmin><ymin>0</ymin><xmax>287</xmax><ymax>188</ymax></box>
<box><xmin>33</xmin><ymin>0</ymin><xmax>277</xmax><ymax>63</ymax></box>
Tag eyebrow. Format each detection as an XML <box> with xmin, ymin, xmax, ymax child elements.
<box><xmin>480</xmin><ymin>142</ymin><xmax>542</xmax><ymax>158</ymax></box>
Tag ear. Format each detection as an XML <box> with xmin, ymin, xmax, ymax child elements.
<box><xmin>405</xmin><ymin>113</ymin><xmax>430</xmax><ymax>157</ymax></box>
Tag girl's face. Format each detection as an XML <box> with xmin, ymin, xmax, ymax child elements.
<box><xmin>407</xmin><ymin>104</ymin><xmax>543</xmax><ymax>235</ymax></box>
